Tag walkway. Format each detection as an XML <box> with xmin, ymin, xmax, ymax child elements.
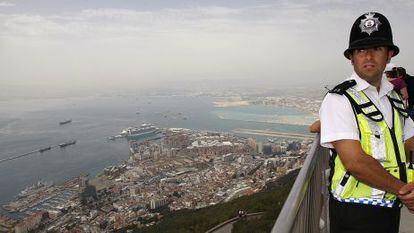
<box><xmin>206</xmin><ymin>212</ymin><xmax>264</xmax><ymax>233</ymax></box>
<box><xmin>400</xmin><ymin>207</ymin><xmax>414</xmax><ymax>233</ymax></box>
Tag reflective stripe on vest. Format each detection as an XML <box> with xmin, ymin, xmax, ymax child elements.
<box><xmin>330</xmin><ymin>88</ymin><xmax>412</xmax><ymax>208</ymax></box>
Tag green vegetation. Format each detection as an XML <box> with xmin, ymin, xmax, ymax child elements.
<box><xmin>118</xmin><ymin>169</ymin><xmax>298</xmax><ymax>233</ymax></box>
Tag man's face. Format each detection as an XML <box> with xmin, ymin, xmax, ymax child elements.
<box><xmin>350</xmin><ymin>46</ymin><xmax>393</xmax><ymax>84</ymax></box>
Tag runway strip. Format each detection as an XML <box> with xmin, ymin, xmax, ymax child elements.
<box><xmin>232</xmin><ymin>128</ymin><xmax>313</xmax><ymax>140</ymax></box>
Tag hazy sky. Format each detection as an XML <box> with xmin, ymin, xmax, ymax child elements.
<box><xmin>1</xmin><ymin>0</ymin><xmax>414</xmax><ymax>91</ymax></box>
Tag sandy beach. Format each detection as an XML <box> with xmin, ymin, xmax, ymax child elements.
<box><xmin>213</xmin><ymin>101</ymin><xmax>250</xmax><ymax>108</ymax></box>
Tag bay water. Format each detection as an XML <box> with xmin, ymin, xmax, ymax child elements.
<box><xmin>0</xmin><ymin>94</ymin><xmax>312</xmax><ymax>205</ymax></box>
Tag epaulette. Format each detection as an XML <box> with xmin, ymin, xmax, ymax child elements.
<box><xmin>388</xmin><ymin>91</ymin><xmax>409</xmax><ymax>118</ymax></box>
<box><xmin>328</xmin><ymin>80</ymin><xmax>357</xmax><ymax>95</ymax></box>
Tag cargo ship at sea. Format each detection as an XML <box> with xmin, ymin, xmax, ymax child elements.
<box><xmin>59</xmin><ymin>140</ymin><xmax>76</xmax><ymax>148</ymax></box>
<box><xmin>121</xmin><ymin>124</ymin><xmax>161</xmax><ymax>141</ymax></box>
<box><xmin>59</xmin><ymin>119</ymin><xmax>72</xmax><ymax>125</ymax></box>
<box><xmin>39</xmin><ymin>146</ymin><xmax>51</xmax><ymax>153</ymax></box>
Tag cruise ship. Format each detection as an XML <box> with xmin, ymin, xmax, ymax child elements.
<box><xmin>121</xmin><ymin>124</ymin><xmax>160</xmax><ymax>141</ymax></box>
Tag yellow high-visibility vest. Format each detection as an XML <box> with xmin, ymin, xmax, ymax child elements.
<box><xmin>329</xmin><ymin>80</ymin><xmax>414</xmax><ymax>208</ymax></box>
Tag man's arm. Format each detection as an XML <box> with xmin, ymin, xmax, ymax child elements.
<box><xmin>332</xmin><ymin>139</ymin><xmax>405</xmax><ymax>195</ymax></box>
<box><xmin>401</xmin><ymin>136</ymin><xmax>414</xmax><ymax>211</ymax></box>
<box><xmin>404</xmin><ymin>136</ymin><xmax>414</xmax><ymax>163</ymax></box>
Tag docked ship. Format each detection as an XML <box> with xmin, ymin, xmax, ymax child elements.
<box><xmin>107</xmin><ymin>135</ymin><xmax>124</xmax><ymax>141</ymax></box>
<box><xmin>59</xmin><ymin>119</ymin><xmax>72</xmax><ymax>125</ymax></box>
<box><xmin>121</xmin><ymin>124</ymin><xmax>160</xmax><ymax>141</ymax></box>
<box><xmin>59</xmin><ymin>140</ymin><xmax>76</xmax><ymax>148</ymax></box>
<box><xmin>3</xmin><ymin>181</ymin><xmax>51</xmax><ymax>212</ymax></box>
<box><xmin>16</xmin><ymin>180</ymin><xmax>51</xmax><ymax>199</ymax></box>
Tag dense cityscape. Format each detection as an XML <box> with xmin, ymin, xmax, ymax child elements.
<box><xmin>0</xmin><ymin>95</ymin><xmax>319</xmax><ymax>233</ymax></box>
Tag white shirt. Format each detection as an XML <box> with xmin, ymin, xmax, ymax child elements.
<box><xmin>320</xmin><ymin>72</ymin><xmax>414</xmax><ymax>148</ymax></box>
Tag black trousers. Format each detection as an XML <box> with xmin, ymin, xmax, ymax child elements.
<box><xmin>329</xmin><ymin>197</ymin><xmax>401</xmax><ymax>233</ymax></box>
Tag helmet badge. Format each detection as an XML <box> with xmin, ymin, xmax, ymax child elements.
<box><xmin>359</xmin><ymin>12</ymin><xmax>381</xmax><ymax>35</ymax></box>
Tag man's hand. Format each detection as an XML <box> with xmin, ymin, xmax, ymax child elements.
<box><xmin>309</xmin><ymin>120</ymin><xmax>320</xmax><ymax>133</ymax></box>
<box><xmin>399</xmin><ymin>182</ymin><xmax>414</xmax><ymax>212</ymax></box>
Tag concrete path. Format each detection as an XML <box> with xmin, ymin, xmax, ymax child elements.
<box><xmin>400</xmin><ymin>207</ymin><xmax>414</xmax><ymax>233</ymax></box>
<box><xmin>211</xmin><ymin>223</ymin><xmax>234</xmax><ymax>233</ymax></box>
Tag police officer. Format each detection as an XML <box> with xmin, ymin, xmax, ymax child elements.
<box><xmin>320</xmin><ymin>12</ymin><xmax>414</xmax><ymax>233</ymax></box>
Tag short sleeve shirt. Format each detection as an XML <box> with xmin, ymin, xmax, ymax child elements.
<box><xmin>320</xmin><ymin>72</ymin><xmax>414</xmax><ymax>148</ymax></box>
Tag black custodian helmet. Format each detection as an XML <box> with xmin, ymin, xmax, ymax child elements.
<box><xmin>344</xmin><ymin>12</ymin><xmax>399</xmax><ymax>59</ymax></box>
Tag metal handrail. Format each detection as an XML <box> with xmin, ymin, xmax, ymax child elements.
<box><xmin>271</xmin><ymin>134</ymin><xmax>330</xmax><ymax>233</ymax></box>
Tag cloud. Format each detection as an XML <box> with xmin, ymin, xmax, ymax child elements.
<box><xmin>0</xmin><ymin>7</ymin><xmax>244</xmax><ymax>39</ymax></box>
<box><xmin>1</xmin><ymin>4</ymin><xmax>338</xmax><ymax>39</ymax></box>
<box><xmin>2</xmin><ymin>1</ymin><xmax>413</xmax><ymax>39</ymax></box>
<box><xmin>0</xmin><ymin>1</ymin><xmax>15</xmax><ymax>7</ymax></box>
<box><xmin>0</xmin><ymin>2</ymin><xmax>414</xmax><ymax>89</ymax></box>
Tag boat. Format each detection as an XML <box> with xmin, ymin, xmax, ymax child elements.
<box><xmin>59</xmin><ymin>119</ymin><xmax>72</xmax><ymax>125</ymax></box>
<box><xmin>59</xmin><ymin>140</ymin><xmax>76</xmax><ymax>148</ymax></box>
<box><xmin>39</xmin><ymin>146</ymin><xmax>51</xmax><ymax>153</ymax></box>
<box><xmin>121</xmin><ymin>124</ymin><xmax>160</xmax><ymax>141</ymax></box>
<box><xmin>107</xmin><ymin>134</ymin><xmax>124</xmax><ymax>141</ymax></box>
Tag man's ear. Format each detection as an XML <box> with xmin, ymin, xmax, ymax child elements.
<box><xmin>387</xmin><ymin>50</ymin><xmax>394</xmax><ymax>62</ymax></box>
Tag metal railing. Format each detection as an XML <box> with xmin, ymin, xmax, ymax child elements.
<box><xmin>271</xmin><ymin>135</ymin><xmax>330</xmax><ymax>233</ymax></box>
<box><xmin>271</xmin><ymin>135</ymin><xmax>413</xmax><ymax>233</ymax></box>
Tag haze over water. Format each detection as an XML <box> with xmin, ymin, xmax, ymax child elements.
<box><xmin>0</xmin><ymin>93</ymin><xmax>312</xmax><ymax>206</ymax></box>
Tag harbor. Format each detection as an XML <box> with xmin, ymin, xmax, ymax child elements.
<box><xmin>1</xmin><ymin>175</ymin><xmax>85</xmax><ymax>220</ymax></box>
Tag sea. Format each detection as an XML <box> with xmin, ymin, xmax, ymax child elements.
<box><xmin>0</xmin><ymin>94</ymin><xmax>315</xmax><ymax>206</ymax></box>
